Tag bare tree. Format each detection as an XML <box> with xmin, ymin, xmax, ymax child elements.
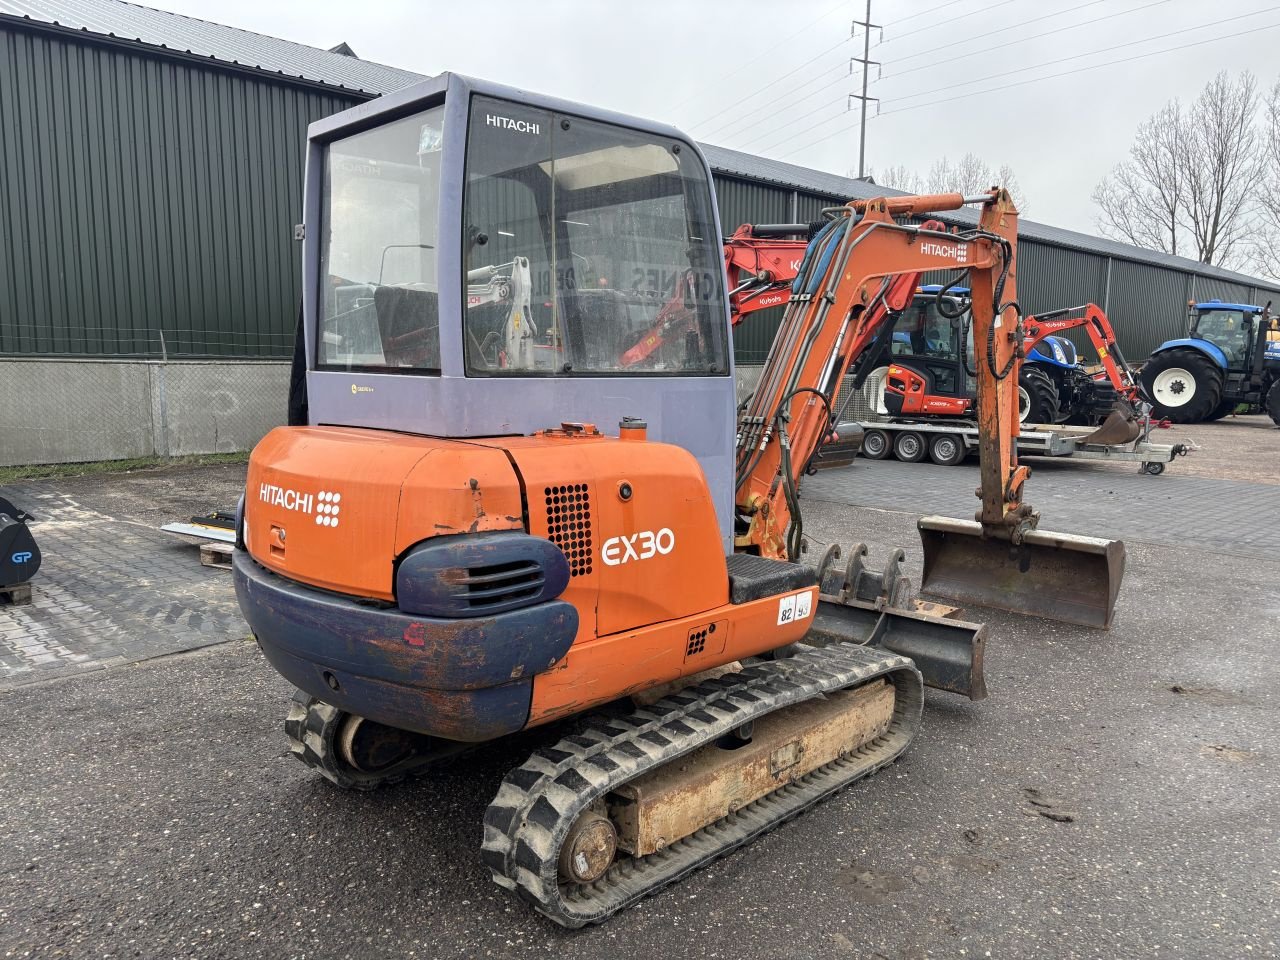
<box><xmin>1092</xmin><ymin>103</ymin><xmax>1186</xmax><ymax>256</ymax></box>
<box><xmin>867</xmin><ymin>154</ymin><xmax>1028</xmax><ymax>210</ymax></box>
<box><xmin>865</xmin><ymin>163</ymin><xmax>925</xmax><ymax>194</ymax></box>
<box><xmin>1095</xmin><ymin>71</ymin><xmax>1262</xmax><ymax>268</ymax></box>
<box><xmin>1251</xmin><ymin>78</ymin><xmax>1280</xmax><ymax>278</ymax></box>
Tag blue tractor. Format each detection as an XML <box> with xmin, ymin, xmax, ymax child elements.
<box><xmin>1140</xmin><ymin>300</ymin><xmax>1280</xmax><ymax>424</ymax></box>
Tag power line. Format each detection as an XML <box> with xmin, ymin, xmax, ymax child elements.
<box><xmin>880</xmin><ymin>0</ymin><xmax>1019</xmax><ymax>44</ymax></box>
<box><xmin>694</xmin><ymin>36</ymin><xmax>853</xmax><ymax>136</ymax></box>
<box><xmin>729</xmin><ymin>73</ymin><xmax>853</xmax><ymax>151</ymax></box>
<box><xmin>878</xmin><ymin>18</ymin><xmax>1280</xmax><ymax>117</ymax></box>
<box><xmin>671</xmin><ymin>0</ymin><xmax>849</xmax><ymax>114</ymax></box>
<box><xmin>884</xmin><ymin>0</ymin><xmax>969</xmax><ymax>27</ymax></box>
<box><xmin>774</xmin><ymin>112</ymin><xmax>863</xmax><ymax>161</ymax></box>
<box><xmin>881</xmin><ymin>0</ymin><xmax>1117</xmax><ymax>74</ymax></box>
<box><xmin>886</xmin><ymin>6</ymin><xmax>1280</xmax><ymax>106</ymax></box>
<box><xmin>699</xmin><ymin>47</ymin><xmax>855</xmax><ymax>141</ymax></box>
<box><xmin>737</xmin><ymin>96</ymin><xmax>849</xmax><ymax>155</ymax></box>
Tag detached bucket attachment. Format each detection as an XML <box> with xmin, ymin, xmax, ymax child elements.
<box><xmin>1080</xmin><ymin>401</ymin><xmax>1142</xmax><ymax>447</ymax></box>
<box><xmin>807</xmin><ymin>599</ymin><xmax>987</xmax><ymax>700</ymax></box>
<box><xmin>918</xmin><ymin>516</ymin><xmax>1125</xmax><ymax>629</ymax></box>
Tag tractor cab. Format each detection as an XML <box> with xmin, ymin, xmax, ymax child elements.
<box><xmin>1189</xmin><ymin>300</ymin><xmax>1263</xmax><ymax>369</ymax></box>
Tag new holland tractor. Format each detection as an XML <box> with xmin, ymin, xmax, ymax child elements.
<box><xmin>1140</xmin><ymin>300</ymin><xmax>1280</xmax><ymax>424</ymax></box>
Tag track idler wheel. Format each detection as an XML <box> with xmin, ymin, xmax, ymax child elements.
<box><xmin>285</xmin><ymin>690</ymin><xmax>460</xmax><ymax>790</ymax></box>
<box><xmin>558</xmin><ymin>811</ymin><xmax>618</xmax><ymax>884</ymax></box>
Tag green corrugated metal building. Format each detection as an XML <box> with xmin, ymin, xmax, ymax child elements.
<box><xmin>3</xmin><ymin>0</ymin><xmax>1279</xmax><ymax>370</ymax></box>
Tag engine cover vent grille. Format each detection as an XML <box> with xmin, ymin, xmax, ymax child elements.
<box><xmin>545</xmin><ymin>483</ymin><xmax>593</xmax><ymax>577</ymax></box>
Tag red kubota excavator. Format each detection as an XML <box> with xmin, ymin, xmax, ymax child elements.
<box><xmin>234</xmin><ymin>74</ymin><xmax>1124</xmax><ymax>927</ymax></box>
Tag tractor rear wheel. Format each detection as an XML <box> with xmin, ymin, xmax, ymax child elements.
<box><xmin>1140</xmin><ymin>349</ymin><xmax>1224</xmax><ymax>423</ymax></box>
<box><xmin>1204</xmin><ymin>398</ymin><xmax>1238</xmax><ymax>422</ymax></box>
<box><xmin>1018</xmin><ymin>367</ymin><xmax>1062</xmax><ymax>425</ymax></box>
<box><xmin>1267</xmin><ymin>383</ymin><xmax>1280</xmax><ymax>426</ymax></box>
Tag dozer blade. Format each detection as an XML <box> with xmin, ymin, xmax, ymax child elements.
<box><xmin>1078</xmin><ymin>402</ymin><xmax>1142</xmax><ymax>447</ymax></box>
<box><xmin>918</xmin><ymin>515</ymin><xmax>1125</xmax><ymax>629</ymax></box>
<box><xmin>807</xmin><ymin>598</ymin><xmax>987</xmax><ymax>700</ymax></box>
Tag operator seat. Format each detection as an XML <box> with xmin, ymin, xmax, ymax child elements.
<box><xmin>373</xmin><ymin>287</ymin><xmax>441</xmax><ymax>368</ymax></box>
<box><xmin>562</xmin><ymin>289</ymin><xmax>633</xmax><ymax>368</ymax></box>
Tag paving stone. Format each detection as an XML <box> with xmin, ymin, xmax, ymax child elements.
<box><xmin>0</xmin><ymin>483</ymin><xmax>247</xmax><ymax>688</ymax></box>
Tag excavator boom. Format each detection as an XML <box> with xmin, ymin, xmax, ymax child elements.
<box><xmin>730</xmin><ymin>190</ymin><xmax>1126</xmax><ymax>628</ymax></box>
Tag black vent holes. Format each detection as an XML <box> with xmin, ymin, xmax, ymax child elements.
<box><xmin>545</xmin><ymin>484</ymin><xmax>593</xmax><ymax>577</ymax></box>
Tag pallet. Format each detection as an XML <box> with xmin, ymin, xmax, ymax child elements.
<box><xmin>0</xmin><ymin>581</ymin><xmax>33</xmax><ymax>605</ymax></box>
<box><xmin>199</xmin><ymin>541</ymin><xmax>234</xmax><ymax>571</ymax></box>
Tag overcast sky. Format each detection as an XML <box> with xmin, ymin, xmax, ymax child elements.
<box><xmin>144</xmin><ymin>0</ymin><xmax>1280</xmax><ymax>236</ymax></box>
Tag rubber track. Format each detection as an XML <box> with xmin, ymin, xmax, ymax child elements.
<box><xmin>480</xmin><ymin>643</ymin><xmax>923</xmax><ymax>927</ymax></box>
<box><xmin>284</xmin><ymin>690</ymin><xmax>448</xmax><ymax>791</ymax></box>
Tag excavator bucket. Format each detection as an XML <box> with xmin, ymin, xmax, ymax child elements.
<box><xmin>917</xmin><ymin>516</ymin><xmax>1125</xmax><ymax>629</ymax></box>
<box><xmin>1078</xmin><ymin>401</ymin><xmax>1142</xmax><ymax>447</ymax></box>
<box><xmin>807</xmin><ymin>599</ymin><xmax>987</xmax><ymax>700</ymax></box>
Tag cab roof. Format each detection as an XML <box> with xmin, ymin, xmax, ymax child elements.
<box><xmin>1195</xmin><ymin>299</ymin><xmax>1261</xmax><ymax>312</ymax></box>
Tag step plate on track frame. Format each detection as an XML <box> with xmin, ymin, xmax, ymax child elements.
<box><xmin>918</xmin><ymin>515</ymin><xmax>1125</xmax><ymax>629</ymax></box>
<box><xmin>481</xmin><ymin>643</ymin><xmax>922</xmax><ymax>928</ymax></box>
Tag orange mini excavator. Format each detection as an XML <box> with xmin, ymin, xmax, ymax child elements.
<box><xmin>234</xmin><ymin>74</ymin><xmax>1123</xmax><ymax>926</ymax></box>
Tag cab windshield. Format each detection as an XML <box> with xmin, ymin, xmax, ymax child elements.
<box><xmin>893</xmin><ymin>296</ymin><xmax>962</xmax><ymax>359</ymax></box>
<box><xmin>462</xmin><ymin>95</ymin><xmax>728</xmax><ymax>376</ymax></box>
<box><xmin>1196</xmin><ymin>309</ymin><xmax>1251</xmax><ymax>366</ymax></box>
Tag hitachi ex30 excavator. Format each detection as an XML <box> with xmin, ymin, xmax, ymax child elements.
<box><xmin>234</xmin><ymin>74</ymin><xmax>1123</xmax><ymax>926</ymax></box>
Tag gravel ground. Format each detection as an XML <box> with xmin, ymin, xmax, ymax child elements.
<box><xmin>1</xmin><ymin>445</ymin><xmax>1277</xmax><ymax>959</ymax></box>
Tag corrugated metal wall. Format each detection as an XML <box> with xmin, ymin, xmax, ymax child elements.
<box><xmin>0</xmin><ymin>22</ymin><xmax>361</xmax><ymax>357</ymax></box>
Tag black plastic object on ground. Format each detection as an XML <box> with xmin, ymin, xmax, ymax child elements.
<box><xmin>0</xmin><ymin>497</ymin><xmax>41</xmax><ymax>588</ymax></box>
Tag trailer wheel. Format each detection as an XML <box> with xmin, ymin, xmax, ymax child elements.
<box><xmin>894</xmin><ymin>431</ymin><xmax>927</xmax><ymax>463</ymax></box>
<box><xmin>862</xmin><ymin>429</ymin><xmax>891</xmax><ymax>459</ymax></box>
<box><xmin>1018</xmin><ymin>367</ymin><xmax>1062</xmax><ymax>425</ymax></box>
<box><xmin>1141</xmin><ymin>461</ymin><xmax>1166</xmax><ymax>476</ymax></box>
<box><xmin>1140</xmin><ymin>348</ymin><xmax>1224</xmax><ymax>423</ymax></box>
<box><xmin>928</xmin><ymin>433</ymin><xmax>966</xmax><ymax>465</ymax></box>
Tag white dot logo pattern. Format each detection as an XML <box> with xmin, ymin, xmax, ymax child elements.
<box><xmin>314</xmin><ymin>490</ymin><xmax>342</xmax><ymax>528</ymax></box>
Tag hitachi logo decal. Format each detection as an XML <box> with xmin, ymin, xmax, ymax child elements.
<box><xmin>486</xmin><ymin>114</ymin><xmax>540</xmax><ymax>135</ymax></box>
<box><xmin>257</xmin><ymin>485</ymin><xmax>344</xmax><ymax>529</ymax></box>
<box><xmin>259</xmin><ymin>483</ymin><xmax>313</xmax><ymax>514</ymax></box>
<box><xmin>601</xmin><ymin>528</ymin><xmax>675</xmax><ymax>566</ymax></box>
<box><xmin>920</xmin><ymin>240</ymin><xmax>969</xmax><ymax>263</ymax></box>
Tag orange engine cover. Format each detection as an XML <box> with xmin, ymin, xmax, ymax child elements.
<box><xmin>244</xmin><ymin>427</ymin><xmax>524</xmax><ymax>600</ymax></box>
<box><xmin>245</xmin><ymin>425</ymin><xmax>729</xmax><ymax>637</ymax></box>
<box><xmin>470</xmin><ymin>428</ymin><xmax>728</xmax><ymax>639</ymax></box>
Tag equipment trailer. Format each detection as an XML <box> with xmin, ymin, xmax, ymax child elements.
<box><xmin>856</xmin><ymin>418</ymin><xmax>1189</xmax><ymax>474</ymax></box>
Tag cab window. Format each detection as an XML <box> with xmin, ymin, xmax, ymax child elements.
<box><xmin>318</xmin><ymin>106</ymin><xmax>444</xmax><ymax>372</ymax></box>
<box><xmin>462</xmin><ymin>95</ymin><xmax>728</xmax><ymax>376</ymax></box>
